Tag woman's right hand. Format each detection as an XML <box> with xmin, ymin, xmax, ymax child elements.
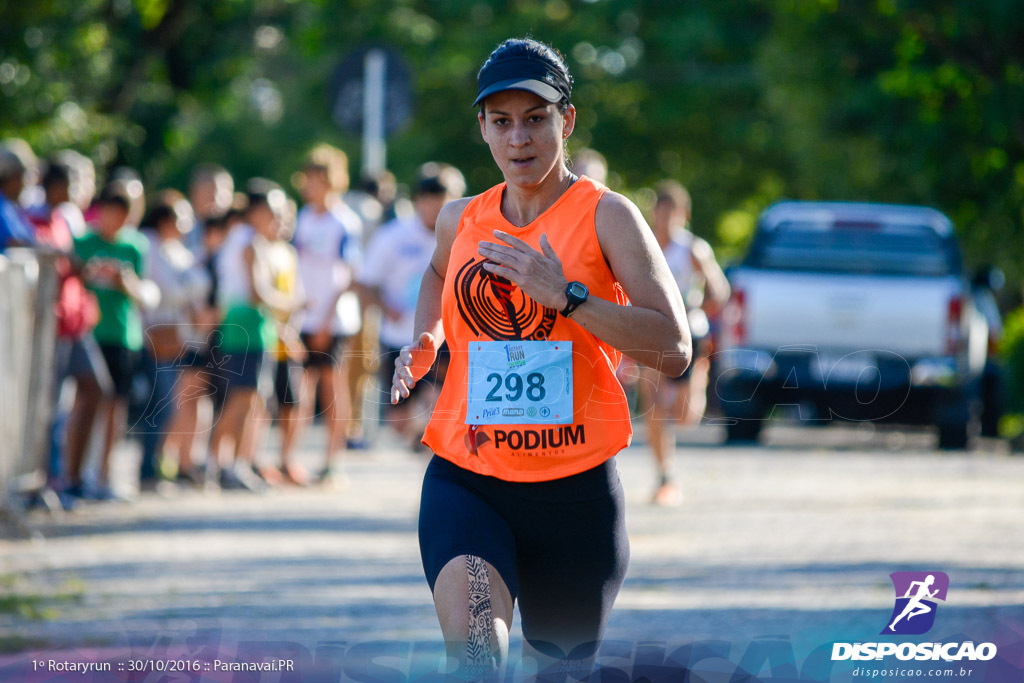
<box><xmin>392</xmin><ymin>332</ymin><xmax>438</xmax><ymax>403</ymax></box>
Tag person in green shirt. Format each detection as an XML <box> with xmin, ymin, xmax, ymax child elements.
<box><xmin>209</xmin><ymin>183</ymin><xmax>296</xmax><ymax>491</ymax></box>
<box><xmin>68</xmin><ymin>180</ymin><xmax>159</xmax><ymax>499</ymax></box>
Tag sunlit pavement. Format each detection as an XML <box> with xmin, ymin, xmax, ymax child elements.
<box><xmin>1</xmin><ymin>422</ymin><xmax>1022</xmax><ymax>655</ymax></box>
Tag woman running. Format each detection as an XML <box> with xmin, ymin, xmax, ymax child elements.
<box><xmin>393</xmin><ymin>38</ymin><xmax>691</xmax><ymax>679</ymax></box>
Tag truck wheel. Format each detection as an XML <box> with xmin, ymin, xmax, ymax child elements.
<box><xmin>980</xmin><ymin>365</ymin><xmax>1003</xmax><ymax>438</ymax></box>
<box><xmin>725</xmin><ymin>420</ymin><xmax>762</xmax><ymax>444</ymax></box>
<box><xmin>937</xmin><ymin>422</ymin><xmax>969</xmax><ymax>450</ymax></box>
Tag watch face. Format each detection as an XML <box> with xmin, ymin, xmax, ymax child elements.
<box><xmin>568</xmin><ymin>282</ymin><xmax>587</xmax><ymax>298</ymax></box>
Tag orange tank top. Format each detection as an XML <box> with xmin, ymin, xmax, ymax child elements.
<box><xmin>422</xmin><ymin>176</ymin><xmax>632</xmax><ymax>482</ymax></box>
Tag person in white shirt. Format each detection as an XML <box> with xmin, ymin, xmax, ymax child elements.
<box><xmin>359</xmin><ymin>162</ymin><xmax>464</xmax><ymax>446</ymax></box>
<box><xmin>291</xmin><ymin>145</ymin><xmax>363</xmax><ymax>484</ymax></box>
<box><xmin>138</xmin><ymin>191</ymin><xmax>210</xmax><ymax>489</ymax></box>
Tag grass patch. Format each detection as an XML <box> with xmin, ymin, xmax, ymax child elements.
<box><xmin>0</xmin><ymin>634</ymin><xmax>53</xmax><ymax>654</ymax></box>
<box><xmin>0</xmin><ymin>574</ymin><xmax>84</xmax><ymax>621</ymax></box>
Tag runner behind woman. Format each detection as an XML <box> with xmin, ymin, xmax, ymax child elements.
<box><xmin>639</xmin><ymin>179</ymin><xmax>730</xmax><ymax>506</ymax></box>
<box><xmin>392</xmin><ymin>38</ymin><xmax>691</xmax><ymax>679</ymax></box>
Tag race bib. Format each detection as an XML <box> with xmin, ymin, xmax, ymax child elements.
<box><xmin>466</xmin><ymin>341</ymin><xmax>573</xmax><ymax>425</ymax></box>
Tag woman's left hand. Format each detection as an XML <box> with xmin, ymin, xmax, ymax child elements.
<box><xmin>478</xmin><ymin>231</ymin><xmax>568</xmax><ymax>311</ymax></box>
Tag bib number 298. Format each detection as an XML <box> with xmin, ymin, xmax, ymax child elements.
<box><xmin>485</xmin><ymin>371</ymin><xmax>546</xmax><ymax>402</ymax></box>
<box><xmin>466</xmin><ymin>340</ymin><xmax>572</xmax><ymax>425</ymax></box>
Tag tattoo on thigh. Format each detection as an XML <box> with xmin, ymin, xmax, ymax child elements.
<box><xmin>465</xmin><ymin>555</ymin><xmax>494</xmax><ymax>676</ymax></box>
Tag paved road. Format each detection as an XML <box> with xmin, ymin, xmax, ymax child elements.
<box><xmin>1</xmin><ymin>423</ymin><xmax>1022</xmax><ymax>678</ymax></box>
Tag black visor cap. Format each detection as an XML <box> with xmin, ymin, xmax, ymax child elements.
<box><xmin>473</xmin><ymin>55</ymin><xmax>571</xmax><ymax>108</ymax></box>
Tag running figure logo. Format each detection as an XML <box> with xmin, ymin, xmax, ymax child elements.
<box><xmin>883</xmin><ymin>571</ymin><xmax>949</xmax><ymax>635</ymax></box>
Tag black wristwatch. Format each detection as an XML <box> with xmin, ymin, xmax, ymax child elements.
<box><xmin>561</xmin><ymin>281</ymin><xmax>589</xmax><ymax>317</ymax></box>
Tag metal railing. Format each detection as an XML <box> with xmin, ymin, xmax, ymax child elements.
<box><xmin>0</xmin><ymin>248</ymin><xmax>59</xmax><ymax>534</ymax></box>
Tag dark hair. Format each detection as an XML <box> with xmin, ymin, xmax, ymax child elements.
<box><xmin>245</xmin><ymin>177</ymin><xmax>285</xmax><ymax>214</ymax></box>
<box><xmin>477</xmin><ymin>38</ymin><xmax>572</xmax><ymax>113</ymax></box>
<box><xmin>142</xmin><ymin>200</ymin><xmax>178</xmax><ymax>230</ymax></box>
<box><xmin>96</xmin><ymin>181</ymin><xmax>133</xmax><ymax>211</ymax></box>
<box><xmin>41</xmin><ymin>159</ymin><xmax>71</xmax><ymax>189</ymax></box>
<box><xmin>143</xmin><ymin>189</ymin><xmax>188</xmax><ymax>227</ymax></box>
<box><xmin>225</xmin><ymin>194</ymin><xmax>248</xmax><ymax>224</ymax></box>
<box><xmin>204</xmin><ymin>212</ymin><xmax>229</xmax><ymax>232</ymax></box>
<box><xmin>414</xmin><ymin>162</ymin><xmax>466</xmax><ymax>198</ymax></box>
<box><xmin>225</xmin><ymin>206</ymin><xmax>247</xmax><ymax>224</ymax></box>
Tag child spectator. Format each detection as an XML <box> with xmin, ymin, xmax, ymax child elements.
<box><xmin>291</xmin><ymin>144</ymin><xmax>363</xmax><ymax>485</ymax></box>
<box><xmin>26</xmin><ymin>158</ymin><xmax>104</xmax><ymax>502</ymax></box>
<box><xmin>137</xmin><ymin>191</ymin><xmax>211</xmax><ymax>491</ymax></box>
<box><xmin>71</xmin><ymin>180</ymin><xmax>159</xmax><ymax>499</ymax></box>
<box><xmin>209</xmin><ymin>182</ymin><xmax>293</xmax><ymax>491</ymax></box>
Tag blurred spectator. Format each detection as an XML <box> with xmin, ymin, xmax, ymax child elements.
<box><xmin>2</xmin><ymin>138</ymin><xmax>40</xmax><ymax>206</ymax></box>
<box><xmin>26</xmin><ymin>158</ymin><xmax>104</xmax><ymax>502</ymax></box>
<box><xmin>159</xmin><ymin>202</ymin><xmax>239</xmax><ymax>481</ymax></box>
<box><xmin>356</xmin><ymin>169</ymin><xmax>411</xmax><ymax>228</ymax></box>
<box><xmin>108</xmin><ymin>168</ymin><xmax>147</xmax><ymax>228</ymax></box>
<box><xmin>208</xmin><ymin>181</ymin><xmax>293</xmax><ymax>491</ymax></box>
<box><xmin>187</xmin><ymin>163</ymin><xmax>234</xmax><ymax>257</ymax></box>
<box><xmin>358</xmin><ymin>162</ymin><xmax>464</xmax><ymax>447</ymax></box>
<box><xmin>343</xmin><ymin>179</ymin><xmax>383</xmax><ymax>236</ymax></box>
<box><xmin>136</xmin><ymin>191</ymin><xmax>211</xmax><ymax>491</ymax></box>
<box><xmin>0</xmin><ymin>144</ymin><xmax>37</xmax><ymax>252</ymax></box>
<box><xmin>62</xmin><ymin>150</ymin><xmax>95</xmax><ymax>208</ymax></box>
<box><xmin>260</xmin><ymin>198</ymin><xmax>307</xmax><ymax>485</ymax></box>
<box><xmin>344</xmin><ymin>170</ymin><xmax>404</xmax><ymax>449</ymax></box>
<box><xmin>69</xmin><ymin>181</ymin><xmax>159</xmax><ymax>499</ymax></box>
<box><xmin>52</xmin><ymin>149</ymin><xmax>96</xmax><ymax>237</ymax></box>
<box><xmin>571</xmin><ymin>147</ymin><xmax>608</xmax><ymax>185</ymax></box>
<box><xmin>291</xmin><ymin>144</ymin><xmax>363</xmax><ymax>484</ymax></box>
<box><xmin>33</xmin><ymin>160</ymin><xmax>78</xmax><ymax>239</ymax></box>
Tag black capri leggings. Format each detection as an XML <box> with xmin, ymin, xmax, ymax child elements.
<box><xmin>418</xmin><ymin>454</ymin><xmax>629</xmax><ymax>660</ymax></box>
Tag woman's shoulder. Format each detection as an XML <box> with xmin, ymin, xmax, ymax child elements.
<box><xmin>435</xmin><ymin>194</ymin><xmax>484</xmax><ymax>242</ymax></box>
<box><xmin>595</xmin><ymin>190</ymin><xmax>645</xmax><ymax>231</ymax></box>
<box><xmin>430</xmin><ymin>196</ymin><xmax>473</xmax><ymax>254</ymax></box>
<box><xmin>592</xmin><ymin>190</ymin><xmax>656</xmax><ymax>262</ymax></box>
<box><xmin>437</xmin><ymin>195</ymin><xmax>478</xmax><ymax>227</ymax></box>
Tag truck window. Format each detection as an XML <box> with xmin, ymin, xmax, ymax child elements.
<box><xmin>752</xmin><ymin>220</ymin><xmax>956</xmax><ymax>276</ymax></box>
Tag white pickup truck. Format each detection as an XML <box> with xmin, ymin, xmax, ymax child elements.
<box><xmin>714</xmin><ymin>201</ymin><xmax>990</xmax><ymax>449</ymax></box>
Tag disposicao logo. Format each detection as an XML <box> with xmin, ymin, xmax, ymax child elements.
<box><xmin>884</xmin><ymin>571</ymin><xmax>949</xmax><ymax>635</ymax></box>
<box><xmin>831</xmin><ymin>571</ymin><xmax>998</xmax><ymax>663</ymax></box>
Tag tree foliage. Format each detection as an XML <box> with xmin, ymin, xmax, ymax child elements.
<box><xmin>1</xmin><ymin>0</ymin><xmax>1021</xmax><ymax>289</ymax></box>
